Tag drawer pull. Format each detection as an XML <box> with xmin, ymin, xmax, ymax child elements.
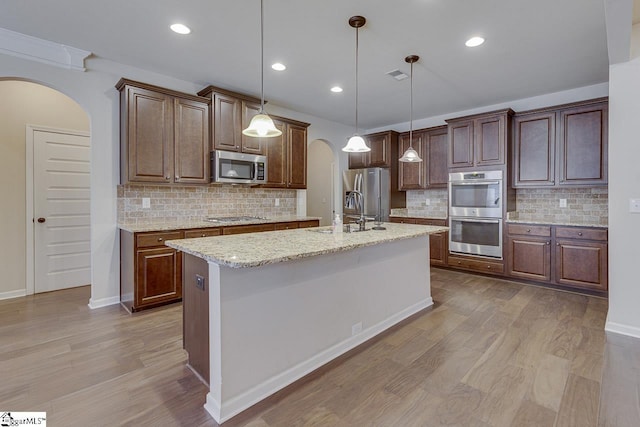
<box><xmin>201</xmin><ymin>234</ymin><xmax>206</xmax><ymax>237</ymax></box>
<box><xmin>546</xmin><ymin>241</ymin><xmax>550</xmax><ymax>245</ymax></box>
<box><xmin>158</xmin><ymin>238</ymin><xmax>163</xmax><ymax>242</ymax></box>
<box><xmin>556</xmin><ymin>243</ymin><xmax>560</xmax><ymax>246</ymax></box>
<box><xmin>487</xmin><ymin>265</ymin><xmax>491</xmax><ymax>269</ymax></box>
<box><xmin>457</xmin><ymin>261</ymin><xmax>462</xmax><ymax>265</ymax></box>
<box><xmin>526</xmin><ymin>229</ymin><xmax>531</xmax><ymax>233</ymax></box>
<box><xmin>578</xmin><ymin>232</ymin><xmax>583</xmax><ymax>236</ymax></box>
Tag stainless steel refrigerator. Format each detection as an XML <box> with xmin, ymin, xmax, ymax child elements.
<box><xmin>343</xmin><ymin>168</ymin><xmax>397</xmax><ymax>223</ymax></box>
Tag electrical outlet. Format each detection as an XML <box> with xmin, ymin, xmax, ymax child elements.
<box><xmin>275</xmin><ymin>198</ymin><xmax>280</xmax><ymax>207</ymax></box>
<box><xmin>425</xmin><ymin>198</ymin><xmax>431</xmax><ymax>206</ymax></box>
<box><xmin>559</xmin><ymin>198</ymin><xmax>567</xmax><ymax>208</ymax></box>
<box><xmin>351</xmin><ymin>322</ymin><xmax>362</xmax><ymax>336</ymax></box>
<box><xmin>142</xmin><ymin>197</ymin><xmax>151</xmax><ymax>209</ymax></box>
<box><xmin>630</xmin><ymin>199</ymin><xmax>640</xmax><ymax>213</ymax></box>
<box><xmin>195</xmin><ymin>274</ymin><xmax>205</xmax><ymax>290</ymax></box>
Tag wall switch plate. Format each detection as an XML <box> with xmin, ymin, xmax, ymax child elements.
<box><xmin>630</xmin><ymin>199</ymin><xmax>640</xmax><ymax>213</ymax></box>
<box><xmin>351</xmin><ymin>322</ymin><xmax>362</xmax><ymax>336</ymax></box>
<box><xmin>425</xmin><ymin>199</ymin><xmax>431</xmax><ymax>206</ymax></box>
<box><xmin>195</xmin><ymin>274</ymin><xmax>205</xmax><ymax>290</ymax></box>
<box><xmin>142</xmin><ymin>197</ymin><xmax>151</xmax><ymax>209</ymax></box>
<box><xmin>275</xmin><ymin>198</ymin><xmax>280</xmax><ymax>207</ymax></box>
<box><xmin>559</xmin><ymin>198</ymin><xmax>567</xmax><ymax>208</ymax></box>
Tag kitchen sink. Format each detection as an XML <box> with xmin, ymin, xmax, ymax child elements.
<box><xmin>204</xmin><ymin>216</ymin><xmax>268</xmax><ymax>223</ymax></box>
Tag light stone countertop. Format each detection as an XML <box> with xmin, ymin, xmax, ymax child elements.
<box><xmin>165</xmin><ymin>222</ymin><xmax>449</xmax><ymax>268</ymax></box>
<box><xmin>118</xmin><ymin>215</ymin><xmax>322</xmax><ymax>233</ymax></box>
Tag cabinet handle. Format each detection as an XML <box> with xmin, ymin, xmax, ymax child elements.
<box><xmin>546</xmin><ymin>241</ymin><xmax>550</xmax><ymax>245</ymax></box>
<box><xmin>457</xmin><ymin>261</ymin><xmax>462</xmax><ymax>265</ymax></box>
<box><xmin>165</xmin><ymin>175</ymin><xmax>170</xmax><ymax>180</ymax></box>
<box><xmin>175</xmin><ymin>175</ymin><xmax>180</xmax><ymax>180</ymax></box>
<box><xmin>487</xmin><ymin>265</ymin><xmax>492</xmax><ymax>269</ymax></box>
<box><xmin>556</xmin><ymin>243</ymin><xmax>560</xmax><ymax>246</ymax></box>
<box><xmin>201</xmin><ymin>234</ymin><xmax>206</xmax><ymax>237</ymax></box>
<box><xmin>526</xmin><ymin>229</ymin><xmax>531</xmax><ymax>233</ymax></box>
<box><xmin>578</xmin><ymin>232</ymin><xmax>583</xmax><ymax>236</ymax></box>
<box><xmin>158</xmin><ymin>238</ymin><xmax>164</xmax><ymax>242</ymax></box>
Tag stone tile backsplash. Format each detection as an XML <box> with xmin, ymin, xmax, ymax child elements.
<box><xmin>513</xmin><ymin>187</ymin><xmax>608</xmax><ymax>225</ymax></box>
<box><xmin>118</xmin><ymin>184</ymin><xmax>297</xmax><ymax>223</ymax></box>
<box><xmin>405</xmin><ymin>189</ymin><xmax>448</xmax><ymax>218</ymax></box>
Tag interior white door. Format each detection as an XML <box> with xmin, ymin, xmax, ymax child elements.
<box><xmin>34</xmin><ymin>129</ymin><xmax>90</xmax><ymax>293</ymax></box>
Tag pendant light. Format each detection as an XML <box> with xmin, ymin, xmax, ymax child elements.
<box><xmin>399</xmin><ymin>55</ymin><xmax>423</xmax><ymax>162</ymax></box>
<box><xmin>242</xmin><ymin>0</ymin><xmax>282</xmax><ymax>138</ymax></box>
<box><xmin>342</xmin><ymin>16</ymin><xmax>371</xmax><ymax>153</ymax></box>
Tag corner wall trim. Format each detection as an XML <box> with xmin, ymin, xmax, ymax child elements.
<box><xmin>605</xmin><ymin>321</ymin><xmax>640</xmax><ymax>339</ymax></box>
<box><xmin>0</xmin><ymin>289</ymin><xmax>27</xmax><ymax>301</ymax></box>
<box><xmin>88</xmin><ymin>296</ymin><xmax>120</xmax><ymax>309</ymax></box>
<box><xmin>0</xmin><ymin>27</ymin><xmax>91</xmax><ymax>71</ymax></box>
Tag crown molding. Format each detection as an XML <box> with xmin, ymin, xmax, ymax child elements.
<box><xmin>0</xmin><ymin>27</ymin><xmax>91</xmax><ymax>71</ymax></box>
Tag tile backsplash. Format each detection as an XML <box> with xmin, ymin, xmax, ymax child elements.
<box><xmin>513</xmin><ymin>187</ymin><xmax>608</xmax><ymax>225</ymax></box>
<box><xmin>118</xmin><ymin>184</ymin><xmax>297</xmax><ymax>223</ymax></box>
<box><xmin>404</xmin><ymin>189</ymin><xmax>448</xmax><ymax>218</ymax></box>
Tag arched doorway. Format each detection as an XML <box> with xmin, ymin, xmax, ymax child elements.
<box><xmin>0</xmin><ymin>79</ymin><xmax>91</xmax><ymax>298</ymax></box>
<box><xmin>307</xmin><ymin>139</ymin><xmax>334</xmax><ymax>226</ymax></box>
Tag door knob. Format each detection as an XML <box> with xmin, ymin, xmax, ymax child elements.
<box><xmin>37</xmin><ymin>217</ymin><xmax>46</xmax><ymax>223</ymax></box>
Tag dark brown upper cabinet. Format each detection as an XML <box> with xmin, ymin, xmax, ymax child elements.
<box><xmin>446</xmin><ymin>109</ymin><xmax>513</xmax><ymax>170</ymax></box>
<box><xmin>117</xmin><ymin>78</ymin><xmax>210</xmax><ymax>185</ymax></box>
<box><xmin>348</xmin><ymin>130</ymin><xmax>399</xmax><ymax>169</ymax></box>
<box><xmin>260</xmin><ymin>116</ymin><xmax>309</xmax><ymax>189</ymax></box>
<box><xmin>512</xmin><ymin>98</ymin><xmax>608</xmax><ymax>188</ymax></box>
<box><xmin>198</xmin><ymin>85</ymin><xmax>265</xmax><ymax>155</ymax></box>
<box><xmin>398</xmin><ymin>125</ymin><xmax>448</xmax><ymax>190</ymax></box>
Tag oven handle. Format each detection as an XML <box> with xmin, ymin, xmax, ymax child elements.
<box><xmin>450</xmin><ymin>180</ymin><xmax>500</xmax><ymax>186</ymax></box>
<box><xmin>451</xmin><ymin>218</ymin><xmax>501</xmax><ymax>224</ymax></box>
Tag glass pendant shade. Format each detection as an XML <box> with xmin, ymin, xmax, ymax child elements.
<box><xmin>399</xmin><ymin>146</ymin><xmax>421</xmax><ymax>162</ymax></box>
<box><xmin>342</xmin><ymin>135</ymin><xmax>370</xmax><ymax>152</ymax></box>
<box><xmin>242</xmin><ymin>113</ymin><xmax>281</xmax><ymax>137</ymax></box>
<box><xmin>399</xmin><ymin>54</ymin><xmax>423</xmax><ymax>163</ymax></box>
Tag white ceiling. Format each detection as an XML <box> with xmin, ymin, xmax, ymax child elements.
<box><xmin>0</xmin><ymin>0</ymin><xmax>610</xmax><ymax>130</ymax></box>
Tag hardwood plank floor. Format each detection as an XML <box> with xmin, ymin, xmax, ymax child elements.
<box><xmin>1</xmin><ymin>269</ymin><xmax>639</xmax><ymax>426</ymax></box>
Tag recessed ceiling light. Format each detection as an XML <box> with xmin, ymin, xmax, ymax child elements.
<box><xmin>170</xmin><ymin>23</ymin><xmax>191</xmax><ymax>35</ymax></box>
<box><xmin>271</xmin><ymin>63</ymin><xmax>286</xmax><ymax>71</ymax></box>
<box><xmin>465</xmin><ymin>36</ymin><xmax>485</xmax><ymax>47</ymax></box>
<box><xmin>330</xmin><ymin>86</ymin><xmax>343</xmax><ymax>93</ymax></box>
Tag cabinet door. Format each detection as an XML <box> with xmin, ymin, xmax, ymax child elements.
<box><xmin>398</xmin><ymin>132</ymin><xmax>425</xmax><ymax>189</ymax></box>
<box><xmin>507</xmin><ymin>236</ymin><xmax>551</xmax><ymax>282</ymax></box>
<box><xmin>348</xmin><ymin>151</ymin><xmax>369</xmax><ymax>169</ymax></box>
<box><xmin>367</xmin><ymin>133</ymin><xmax>390</xmax><ymax>167</ymax></box>
<box><xmin>262</xmin><ymin>120</ymin><xmax>287</xmax><ymax>187</ymax></box>
<box><xmin>135</xmin><ymin>247</ymin><xmax>181</xmax><ymax>309</ymax></box>
<box><xmin>425</xmin><ymin>127</ymin><xmax>448</xmax><ymax>188</ymax></box>
<box><xmin>287</xmin><ymin>123</ymin><xmax>308</xmax><ymax>189</ymax></box>
<box><xmin>429</xmin><ymin>231</ymin><xmax>448</xmax><ymax>266</ymax></box>
<box><xmin>558</xmin><ymin>103</ymin><xmax>608</xmax><ymax>186</ymax></box>
<box><xmin>475</xmin><ymin>114</ymin><xmax>506</xmax><ymax>166</ymax></box>
<box><xmin>513</xmin><ymin>112</ymin><xmax>555</xmax><ymax>187</ymax></box>
<box><xmin>241</xmin><ymin>101</ymin><xmax>266</xmax><ymax>155</ymax></box>
<box><xmin>448</xmin><ymin>120</ymin><xmax>474</xmax><ymax>168</ymax></box>
<box><xmin>174</xmin><ymin>98</ymin><xmax>210</xmax><ymax>184</ymax></box>
<box><xmin>555</xmin><ymin>240</ymin><xmax>607</xmax><ymax>291</ymax></box>
<box><xmin>126</xmin><ymin>86</ymin><xmax>173</xmax><ymax>183</ymax></box>
<box><xmin>213</xmin><ymin>93</ymin><xmax>241</xmax><ymax>152</ymax></box>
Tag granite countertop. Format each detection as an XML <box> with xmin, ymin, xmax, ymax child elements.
<box><xmin>506</xmin><ymin>212</ymin><xmax>607</xmax><ymax>228</ymax></box>
<box><xmin>165</xmin><ymin>222</ymin><xmax>449</xmax><ymax>268</ymax></box>
<box><xmin>118</xmin><ymin>215</ymin><xmax>322</xmax><ymax>233</ymax></box>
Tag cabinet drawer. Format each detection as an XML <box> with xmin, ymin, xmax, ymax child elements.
<box><xmin>222</xmin><ymin>224</ymin><xmax>276</xmax><ymax>235</ymax></box>
<box><xmin>275</xmin><ymin>222</ymin><xmax>299</xmax><ymax>230</ymax></box>
<box><xmin>389</xmin><ymin>217</ymin><xmax>417</xmax><ymax>224</ymax></box>
<box><xmin>184</xmin><ymin>228</ymin><xmax>222</xmax><ymax>239</ymax></box>
<box><xmin>136</xmin><ymin>231</ymin><xmax>184</xmax><ymax>248</ymax></box>
<box><xmin>555</xmin><ymin>227</ymin><xmax>607</xmax><ymax>241</ymax></box>
<box><xmin>297</xmin><ymin>220</ymin><xmax>319</xmax><ymax>229</ymax></box>
<box><xmin>448</xmin><ymin>255</ymin><xmax>504</xmax><ymax>274</ymax></box>
<box><xmin>507</xmin><ymin>224</ymin><xmax>551</xmax><ymax>237</ymax></box>
<box><xmin>414</xmin><ymin>218</ymin><xmax>447</xmax><ymax>227</ymax></box>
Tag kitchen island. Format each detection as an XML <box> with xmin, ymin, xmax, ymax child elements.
<box><xmin>165</xmin><ymin>222</ymin><xmax>447</xmax><ymax>423</ymax></box>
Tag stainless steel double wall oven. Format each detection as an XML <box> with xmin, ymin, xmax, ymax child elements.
<box><xmin>449</xmin><ymin>170</ymin><xmax>503</xmax><ymax>258</ymax></box>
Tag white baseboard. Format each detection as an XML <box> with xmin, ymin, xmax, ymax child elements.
<box><xmin>205</xmin><ymin>297</ymin><xmax>433</xmax><ymax>424</ymax></box>
<box><xmin>88</xmin><ymin>296</ymin><xmax>120</xmax><ymax>309</ymax></box>
<box><xmin>605</xmin><ymin>320</ymin><xmax>640</xmax><ymax>339</ymax></box>
<box><xmin>0</xmin><ymin>289</ymin><xmax>27</xmax><ymax>301</ymax></box>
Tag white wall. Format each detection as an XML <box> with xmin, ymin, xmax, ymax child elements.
<box><xmin>306</xmin><ymin>140</ymin><xmax>335</xmax><ymax>226</ymax></box>
<box><xmin>606</xmin><ymin>57</ymin><xmax>640</xmax><ymax>337</ymax></box>
<box><xmin>0</xmin><ymin>81</ymin><xmax>89</xmax><ymax>299</ymax></box>
<box><xmin>1</xmin><ymin>53</ymin><xmax>354</xmax><ymax>307</ymax></box>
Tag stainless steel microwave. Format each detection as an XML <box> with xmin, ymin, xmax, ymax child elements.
<box><xmin>211</xmin><ymin>150</ymin><xmax>267</xmax><ymax>184</ymax></box>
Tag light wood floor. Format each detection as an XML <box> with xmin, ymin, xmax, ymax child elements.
<box><xmin>2</xmin><ymin>269</ymin><xmax>639</xmax><ymax>426</ymax></box>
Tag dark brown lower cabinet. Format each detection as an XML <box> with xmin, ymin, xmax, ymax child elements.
<box><xmin>135</xmin><ymin>247</ymin><xmax>182</xmax><ymax>309</ymax></box>
<box><xmin>506</xmin><ymin>223</ymin><xmax>607</xmax><ymax>294</ymax></box>
<box><xmin>389</xmin><ymin>217</ymin><xmax>448</xmax><ymax>266</ymax></box>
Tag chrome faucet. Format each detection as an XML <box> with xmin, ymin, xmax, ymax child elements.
<box><xmin>351</xmin><ymin>190</ymin><xmax>366</xmax><ymax>231</ymax></box>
